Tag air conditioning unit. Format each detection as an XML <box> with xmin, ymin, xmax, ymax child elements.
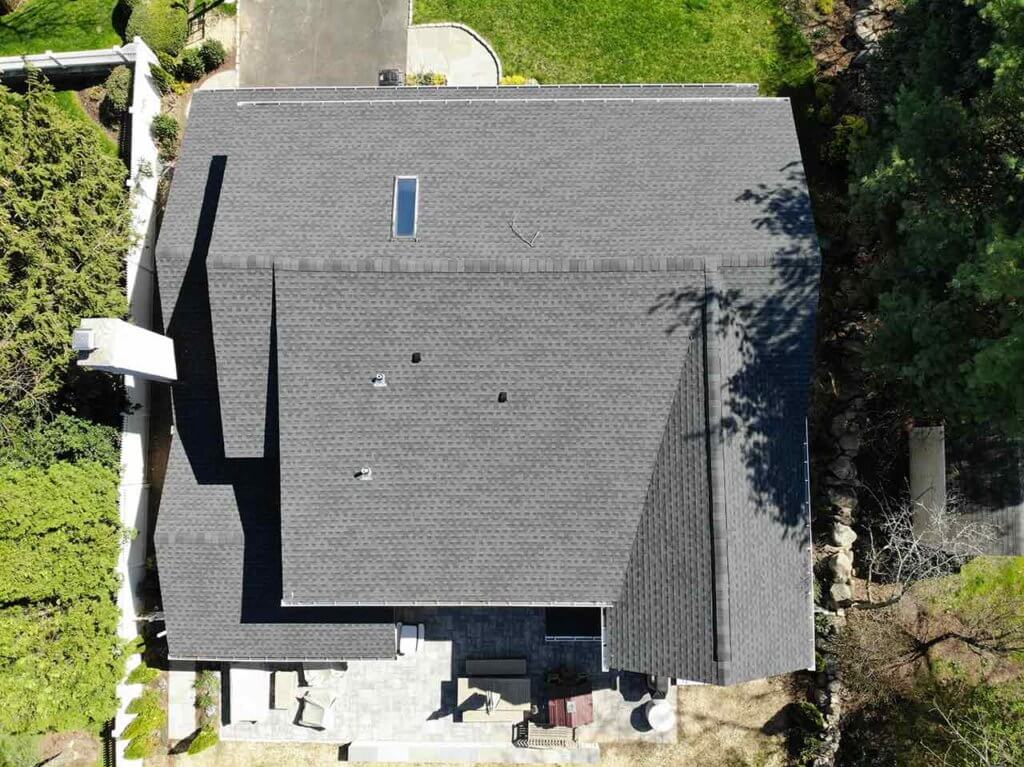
<box><xmin>378</xmin><ymin>68</ymin><xmax>404</xmax><ymax>87</ymax></box>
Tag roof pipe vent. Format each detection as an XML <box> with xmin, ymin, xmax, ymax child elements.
<box><xmin>355</xmin><ymin>466</ymin><xmax>373</xmax><ymax>480</ymax></box>
<box><xmin>372</xmin><ymin>372</ymin><xmax>387</xmax><ymax>387</ymax></box>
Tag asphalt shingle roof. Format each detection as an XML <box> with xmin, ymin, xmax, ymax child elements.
<box><xmin>154</xmin><ymin>85</ymin><xmax>819</xmax><ymax>678</ymax></box>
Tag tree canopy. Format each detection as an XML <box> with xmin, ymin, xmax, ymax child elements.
<box><xmin>0</xmin><ymin>74</ymin><xmax>130</xmax><ymax>437</ymax></box>
<box><xmin>0</xmin><ymin>74</ymin><xmax>129</xmax><ymax>737</ymax></box>
<box><xmin>852</xmin><ymin>0</ymin><xmax>1024</xmax><ymax>434</ymax></box>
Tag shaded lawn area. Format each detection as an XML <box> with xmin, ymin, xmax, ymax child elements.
<box><xmin>51</xmin><ymin>90</ymin><xmax>119</xmax><ymax>158</ymax></box>
<box><xmin>0</xmin><ymin>0</ymin><xmax>122</xmax><ymax>57</ymax></box>
<box><xmin>414</xmin><ymin>0</ymin><xmax>814</xmax><ymax>93</ymax></box>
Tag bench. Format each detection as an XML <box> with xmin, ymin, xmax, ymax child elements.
<box><xmin>513</xmin><ymin>721</ymin><xmax>576</xmax><ymax>749</ymax></box>
<box><xmin>464</xmin><ymin>658</ymin><xmax>527</xmax><ymax>676</ymax></box>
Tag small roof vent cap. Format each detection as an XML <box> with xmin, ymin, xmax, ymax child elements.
<box><xmin>355</xmin><ymin>466</ymin><xmax>373</xmax><ymax>480</ymax></box>
<box><xmin>72</xmin><ymin>328</ymin><xmax>96</xmax><ymax>353</ymax></box>
<box><xmin>372</xmin><ymin>372</ymin><xmax>387</xmax><ymax>387</ymax></box>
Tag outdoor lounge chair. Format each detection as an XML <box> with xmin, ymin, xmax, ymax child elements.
<box><xmin>297</xmin><ymin>689</ymin><xmax>336</xmax><ymax>730</ymax></box>
<box><xmin>397</xmin><ymin>622</ymin><xmax>424</xmax><ymax>655</ymax></box>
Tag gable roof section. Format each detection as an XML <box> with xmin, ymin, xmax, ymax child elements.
<box><xmin>605</xmin><ymin>327</ymin><xmax>716</xmax><ymax>680</ymax></box>
<box><xmin>207</xmin><ymin>263</ymin><xmax>273</xmax><ymax>457</ymax></box>
<box><xmin>274</xmin><ymin>267</ymin><xmax>705</xmax><ymax>605</ymax></box>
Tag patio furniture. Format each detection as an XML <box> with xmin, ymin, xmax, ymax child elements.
<box><xmin>227</xmin><ymin>667</ymin><xmax>271</xmax><ymax>723</ymax></box>
<box><xmin>297</xmin><ymin>688</ymin><xmax>336</xmax><ymax>730</ymax></box>
<box><xmin>644</xmin><ymin>699</ymin><xmax>674</xmax><ymax>733</ymax></box>
<box><xmin>272</xmin><ymin>670</ymin><xmax>298</xmax><ymax>710</ymax></box>
<box><xmin>397</xmin><ymin>622</ymin><xmax>425</xmax><ymax>655</ymax></box>
<box><xmin>464</xmin><ymin>658</ymin><xmax>527</xmax><ymax>676</ymax></box>
<box><xmin>513</xmin><ymin>721</ymin><xmax>577</xmax><ymax>749</ymax></box>
<box><xmin>547</xmin><ymin>684</ymin><xmax>594</xmax><ymax>728</ymax></box>
<box><xmin>303</xmin><ymin>666</ymin><xmax>345</xmax><ymax>686</ymax></box>
<box><xmin>457</xmin><ymin>676</ymin><xmax>531</xmax><ymax>722</ymax></box>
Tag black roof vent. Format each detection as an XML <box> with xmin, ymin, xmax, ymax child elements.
<box><xmin>411</xmin><ymin>352</ymin><xmax>422</xmax><ymax>364</ymax></box>
<box><xmin>498</xmin><ymin>391</ymin><xmax>508</xmax><ymax>403</ymax></box>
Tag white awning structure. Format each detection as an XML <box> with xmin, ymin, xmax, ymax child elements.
<box><xmin>228</xmin><ymin>667</ymin><xmax>271</xmax><ymax>723</ymax></box>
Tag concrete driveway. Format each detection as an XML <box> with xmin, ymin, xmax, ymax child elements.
<box><xmin>240</xmin><ymin>0</ymin><xmax>409</xmax><ymax>86</ymax></box>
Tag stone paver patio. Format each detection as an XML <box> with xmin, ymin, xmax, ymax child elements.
<box><xmin>220</xmin><ymin>608</ymin><xmax>675</xmax><ymax>749</ymax></box>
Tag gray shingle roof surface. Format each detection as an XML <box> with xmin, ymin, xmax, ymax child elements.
<box><xmin>207</xmin><ymin>264</ymin><xmax>273</xmax><ymax>457</ymax></box>
<box><xmin>154</xmin><ymin>85</ymin><xmax>818</xmax><ymax>677</ymax></box>
<box><xmin>275</xmin><ymin>268</ymin><xmax>704</xmax><ymax>604</ymax></box>
<box><xmin>710</xmin><ymin>263</ymin><xmax>818</xmax><ymax>683</ymax></box>
<box><xmin>605</xmin><ymin>330</ymin><xmax>717</xmax><ymax>680</ymax></box>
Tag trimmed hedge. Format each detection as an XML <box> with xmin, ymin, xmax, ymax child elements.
<box><xmin>187</xmin><ymin>726</ymin><xmax>218</xmax><ymax>755</ymax></box>
<box><xmin>126</xmin><ymin>0</ymin><xmax>188</xmax><ymax>57</ymax></box>
<box><xmin>199</xmin><ymin>39</ymin><xmax>226</xmax><ymax>71</ymax></box>
<box><xmin>151</xmin><ymin>113</ymin><xmax>180</xmax><ymax>160</ymax></box>
<box><xmin>101</xmin><ymin>65</ymin><xmax>132</xmax><ymax>125</ymax></box>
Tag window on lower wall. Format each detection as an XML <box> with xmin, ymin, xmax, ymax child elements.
<box><xmin>545</xmin><ymin>607</ymin><xmax>602</xmax><ymax>641</ymax></box>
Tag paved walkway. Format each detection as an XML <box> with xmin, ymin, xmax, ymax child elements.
<box><xmin>168</xmin><ymin>667</ymin><xmax>198</xmax><ymax>740</ymax></box>
<box><xmin>407</xmin><ymin>24</ymin><xmax>500</xmax><ymax>85</ymax></box>
<box><xmin>239</xmin><ymin>0</ymin><xmax>408</xmax><ymax>85</ymax></box>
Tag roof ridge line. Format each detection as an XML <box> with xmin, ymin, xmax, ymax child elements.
<box><xmin>703</xmin><ymin>267</ymin><xmax>734</xmax><ymax>682</ymax></box>
<box><xmin>236</xmin><ymin>97</ymin><xmax>783</xmax><ymax>107</ymax></box>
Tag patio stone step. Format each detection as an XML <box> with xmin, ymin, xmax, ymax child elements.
<box><xmin>347</xmin><ymin>740</ymin><xmax>600</xmax><ymax>764</ymax></box>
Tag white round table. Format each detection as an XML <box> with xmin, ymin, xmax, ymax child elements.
<box><xmin>644</xmin><ymin>699</ymin><xmax>674</xmax><ymax>733</ymax></box>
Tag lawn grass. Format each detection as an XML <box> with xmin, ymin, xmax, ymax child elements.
<box><xmin>414</xmin><ymin>0</ymin><xmax>814</xmax><ymax>93</ymax></box>
<box><xmin>51</xmin><ymin>90</ymin><xmax>120</xmax><ymax>158</ymax></box>
<box><xmin>0</xmin><ymin>0</ymin><xmax>122</xmax><ymax>57</ymax></box>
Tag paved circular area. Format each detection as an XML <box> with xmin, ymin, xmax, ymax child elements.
<box><xmin>407</xmin><ymin>24</ymin><xmax>500</xmax><ymax>86</ymax></box>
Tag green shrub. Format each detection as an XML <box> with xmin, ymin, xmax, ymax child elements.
<box><xmin>0</xmin><ymin>76</ymin><xmax>130</xmax><ymax>434</ymax></box>
<box><xmin>149</xmin><ymin>65</ymin><xmax>175</xmax><ymax>95</ymax></box>
<box><xmin>199</xmin><ymin>39</ymin><xmax>226</xmax><ymax>72</ymax></box>
<box><xmin>186</xmin><ymin>726</ymin><xmax>218</xmax><ymax>755</ymax></box>
<box><xmin>500</xmin><ymin>74</ymin><xmax>530</xmax><ymax>85</ymax></box>
<box><xmin>120</xmin><ymin>704</ymin><xmax>165</xmax><ymax>740</ymax></box>
<box><xmin>0</xmin><ymin>414</ymin><xmax>119</xmax><ymax>470</ymax></box>
<box><xmin>156</xmin><ymin>49</ymin><xmax>177</xmax><ymax>72</ymax></box>
<box><xmin>151</xmin><ymin>113</ymin><xmax>180</xmax><ymax>160</ymax></box>
<box><xmin>126</xmin><ymin>0</ymin><xmax>188</xmax><ymax>57</ymax></box>
<box><xmin>123</xmin><ymin>734</ymin><xmax>160</xmax><ymax>760</ymax></box>
<box><xmin>176</xmin><ymin>47</ymin><xmax>205</xmax><ymax>82</ymax></box>
<box><xmin>194</xmin><ymin>670</ymin><xmax>219</xmax><ymax>710</ymax></box>
<box><xmin>816</xmin><ymin>0</ymin><xmax>835</xmax><ymax>14</ymax></box>
<box><xmin>126</xmin><ymin>687</ymin><xmax>161</xmax><ymax>716</ymax></box>
<box><xmin>407</xmin><ymin>71</ymin><xmax>446</xmax><ymax>86</ymax></box>
<box><xmin>101</xmin><ymin>65</ymin><xmax>132</xmax><ymax>121</ymax></box>
<box><xmin>126</xmin><ymin>661</ymin><xmax>160</xmax><ymax>685</ymax></box>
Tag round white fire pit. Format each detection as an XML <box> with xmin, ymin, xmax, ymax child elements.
<box><xmin>644</xmin><ymin>699</ymin><xmax>674</xmax><ymax>733</ymax></box>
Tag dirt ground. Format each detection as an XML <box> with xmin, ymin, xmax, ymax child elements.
<box><xmin>155</xmin><ymin>676</ymin><xmax>796</xmax><ymax>767</ymax></box>
<box><xmin>37</xmin><ymin>731</ymin><xmax>101</xmax><ymax>767</ymax></box>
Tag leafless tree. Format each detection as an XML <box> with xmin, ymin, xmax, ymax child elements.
<box><xmin>856</xmin><ymin>490</ymin><xmax>997</xmax><ymax>609</ymax></box>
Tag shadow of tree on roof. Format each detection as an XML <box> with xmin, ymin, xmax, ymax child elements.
<box><xmin>648</xmin><ymin>164</ymin><xmax>819</xmax><ymax>547</ymax></box>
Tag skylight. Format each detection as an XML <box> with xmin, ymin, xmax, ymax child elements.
<box><xmin>392</xmin><ymin>176</ymin><xmax>418</xmax><ymax>238</ymax></box>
